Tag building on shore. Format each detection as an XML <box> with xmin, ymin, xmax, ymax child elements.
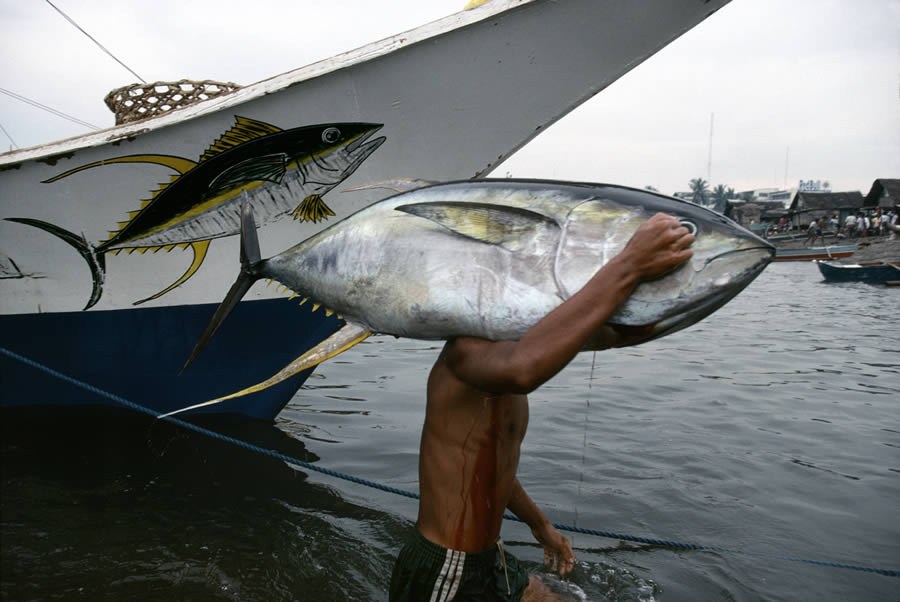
<box><xmin>737</xmin><ymin>187</ymin><xmax>795</xmax><ymax>204</ymax></box>
<box><xmin>863</xmin><ymin>179</ymin><xmax>900</xmax><ymax>208</ymax></box>
<box><xmin>786</xmin><ymin>191</ymin><xmax>865</xmax><ymax>228</ymax></box>
<box><xmin>724</xmin><ymin>199</ymin><xmax>787</xmax><ymax>229</ymax></box>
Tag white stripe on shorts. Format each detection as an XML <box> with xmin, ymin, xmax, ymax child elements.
<box><xmin>430</xmin><ymin>549</ymin><xmax>456</xmax><ymax>602</ymax></box>
<box><xmin>443</xmin><ymin>549</ymin><xmax>465</xmax><ymax>601</ymax></box>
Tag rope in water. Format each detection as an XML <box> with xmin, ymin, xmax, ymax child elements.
<box><xmin>2</xmin><ymin>346</ymin><xmax>897</xmax><ymax>578</ymax></box>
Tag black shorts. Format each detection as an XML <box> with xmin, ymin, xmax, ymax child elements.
<box><xmin>389</xmin><ymin>528</ymin><xmax>531</xmax><ymax>601</ymax></box>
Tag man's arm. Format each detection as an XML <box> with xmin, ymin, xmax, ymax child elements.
<box><xmin>506</xmin><ymin>478</ymin><xmax>575</xmax><ymax>576</ymax></box>
<box><xmin>444</xmin><ymin>213</ymin><xmax>695</xmax><ymax>394</ymax></box>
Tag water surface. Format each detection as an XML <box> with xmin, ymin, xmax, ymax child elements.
<box><xmin>2</xmin><ymin>262</ymin><xmax>898</xmax><ymax>600</ymax></box>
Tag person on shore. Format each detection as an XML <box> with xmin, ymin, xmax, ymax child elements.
<box><xmin>806</xmin><ymin>219</ymin><xmax>824</xmax><ymax>247</ymax></box>
<box><xmin>389</xmin><ymin>214</ymin><xmax>695</xmax><ymax>601</ymax></box>
<box><xmin>845</xmin><ymin>213</ymin><xmax>857</xmax><ymax>239</ymax></box>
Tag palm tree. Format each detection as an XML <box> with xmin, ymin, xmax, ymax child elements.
<box><xmin>689</xmin><ymin>178</ymin><xmax>709</xmax><ymax>205</ymax></box>
<box><xmin>711</xmin><ymin>184</ymin><xmax>731</xmax><ymax>213</ymax></box>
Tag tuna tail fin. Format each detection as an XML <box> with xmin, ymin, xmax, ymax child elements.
<box><xmin>180</xmin><ymin>192</ymin><xmax>262</xmax><ymax>373</ymax></box>
<box><xmin>4</xmin><ymin>217</ymin><xmax>105</xmax><ymax>310</ymax></box>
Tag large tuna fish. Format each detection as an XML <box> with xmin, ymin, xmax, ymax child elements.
<box><xmin>164</xmin><ymin>180</ymin><xmax>774</xmax><ymax>417</ymax></box>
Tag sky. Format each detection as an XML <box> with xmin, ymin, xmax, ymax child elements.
<box><xmin>1</xmin><ymin>0</ymin><xmax>898</xmax><ymax>196</ymax></box>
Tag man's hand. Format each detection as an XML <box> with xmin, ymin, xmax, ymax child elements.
<box><xmin>531</xmin><ymin>522</ymin><xmax>575</xmax><ymax>576</ymax></box>
<box><xmin>617</xmin><ymin>212</ymin><xmax>695</xmax><ymax>281</ymax></box>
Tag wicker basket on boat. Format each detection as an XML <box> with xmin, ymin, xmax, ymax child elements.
<box><xmin>104</xmin><ymin>79</ymin><xmax>242</xmax><ymax>125</ymax></box>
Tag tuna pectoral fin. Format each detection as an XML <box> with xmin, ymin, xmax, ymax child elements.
<box><xmin>132</xmin><ymin>240</ymin><xmax>211</xmax><ymax>306</ymax></box>
<box><xmin>4</xmin><ymin>217</ymin><xmax>105</xmax><ymax>310</ymax></box>
<box><xmin>396</xmin><ymin>201</ymin><xmax>558</xmax><ymax>250</ymax></box>
<box><xmin>160</xmin><ymin>323</ymin><xmax>372</xmax><ymax>418</ymax></box>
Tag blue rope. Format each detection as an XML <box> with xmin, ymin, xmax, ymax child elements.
<box><xmin>2</xmin><ymin>346</ymin><xmax>897</xmax><ymax>579</ymax></box>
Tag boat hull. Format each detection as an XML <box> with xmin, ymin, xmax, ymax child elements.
<box><xmin>774</xmin><ymin>244</ymin><xmax>858</xmax><ymax>262</ymax></box>
<box><xmin>0</xmin><ymin>298</ymin><xmax>343</xmax><ymax>419</ymax></box>
<box><xmin>816</xmin><ymin>261</ymin><xmax>900</xmax><ymax>284</ymax></box>
<box><xmin>0</xmin><ymin>0</ymin><xmax>730</xmax><ymax>419</ymax></box>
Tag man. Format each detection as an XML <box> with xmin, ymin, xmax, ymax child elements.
<box><xmin>390</xmin><ymin>214</ymin><xmax>695</xmax><ymax>601</ymax></box>
<box><xmin>844</xmin><ymin>213</ymin><xmax>857</xmax><ymax>239</ymax></box>
<box><xmin>805</xmin><ymin>219</ymin><xmax>819</xmax><ymax>247</ymax></box>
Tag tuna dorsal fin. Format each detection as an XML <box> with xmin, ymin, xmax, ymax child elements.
<box><xmin>199</xmin><ymin>116</ymin><xmax>283</xmax><ymax>162</ymax></box>
<box><xmin>158</xmin><ymin>322</ymin><xmax>372</xmax><ymax>418</ymax></box>
<box><xmin>396</xmin><ymin>201</ymin><xmax>558</xmax><ymax>250</ymax></box>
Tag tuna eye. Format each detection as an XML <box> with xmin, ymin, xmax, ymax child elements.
<box><xmin>322</xmin><ymin>127</ymin><xmax>341</xmax><ymax>144</ymax></box>
<box><xmin>679</xmin><ymin>220</ymin><xmax>697</xmax><ymax>235</ymax></box>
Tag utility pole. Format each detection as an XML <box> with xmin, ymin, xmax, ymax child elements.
<box><xmin>707</xmin><ymin>112</ymin><xmax>714</xmax><ymax>183</ymax></box>
<box><xmin>784</xmin><ymin>145</ymin><xmax>790</xmax><ymax>189</ymax></box>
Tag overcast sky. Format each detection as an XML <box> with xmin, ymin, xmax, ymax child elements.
<box><xmin>1</xmin><ymin>0</ymin><xmax>898</xmax><ymax>195</ymax></box>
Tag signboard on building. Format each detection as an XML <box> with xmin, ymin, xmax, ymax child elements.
<box><xmin>798</xmin><ymin>179</ymin><xmax>831</xmax><ymax>192</ymax></box>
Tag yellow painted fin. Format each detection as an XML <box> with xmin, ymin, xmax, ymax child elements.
<box><xmin>132</xmin><ymin>240</ymin><xmax>211</xmax><ymax>305</ymax></box>
<box><xmin>291</xmin><ymin>194</ymin><xmax>335</xmax><ymax>223</ymax></box>
<box><xmin>199</xmin><ymin>116</ymin><xmax>283</xmax><ymax>162</ymax></box>
<box><xmin>157</xmin><ymin>323</ymin><xmax>372</xmax><ymax>418</ymax></box>
<box><xmin>42</xmin><ymin>155</ymin><xmax>198</xmax><ymax>183</ymax></box>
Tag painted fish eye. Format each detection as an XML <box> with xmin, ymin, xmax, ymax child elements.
<box><xmin>322</xmin><ymin>127</ymin><xmax>341</xmax><ymax>144</ymax></box>
<box><xmin>679</xmin><ymin>220</ymin><xmax>697</xmax><ymax>235</ymax></box>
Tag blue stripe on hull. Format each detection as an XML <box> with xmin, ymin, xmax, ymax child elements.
<box><xmin>0</xmin><ymin>299</ymin><xmax>344</xmax><ymax>421</ymax></box>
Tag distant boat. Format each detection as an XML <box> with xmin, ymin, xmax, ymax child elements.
<box><xmin>816</xmin><ymin>260</ymin><xmax>900</xmax><ymax>284</ymax></box>
<box><xmin>766</xmin><ymin>231</ymin><xmax>836</xmax><ymax>243</ymax></box>
<box><xmin>0</xmin><ymin>0</ymin><xmax>732</xmax><ymax>420</ymax></box>
<box><xmin>774</xmin><ymin>244</ymin><xmax>859</xmax><ymax>262</ymax></box>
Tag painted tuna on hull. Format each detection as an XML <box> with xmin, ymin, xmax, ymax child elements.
<box><xmin>5</xmin><ymin>117</ymin><xmax>385</xmax><ymax>309</ymax></box>
<box><xmin>165</xmin><ymin>180</ymin><xmax>774</xmax><ymax>417</ymax></box>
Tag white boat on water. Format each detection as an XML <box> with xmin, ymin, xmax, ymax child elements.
<box><xmin>0</xmin><ymin>0</ymin><xmax>730</xmax><ymax>420</ymax></box>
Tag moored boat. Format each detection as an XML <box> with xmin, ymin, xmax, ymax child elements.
<box><xmin>774</xmin><ymin>244</ymin><xmax>859</xmax><ymax>262</ymax></box>
<box><xmin>816</xmin><ymin>260</ymin><xmax>900</xmax><ymax>284</ymax></box>
<box><xmin>766</xmin><ymin>231</ymin><xmax>836</xmax><ymax>243</ymax></box>
<box><xmin>0</xmin><ymin>0</ymin><xmax>731</xmax><ymax>420</ymax></box>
